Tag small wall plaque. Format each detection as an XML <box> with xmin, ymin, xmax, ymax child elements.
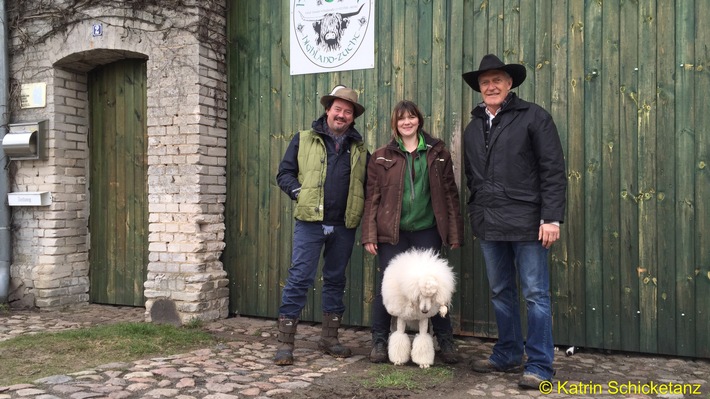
<box><xmin>92</xmin><ymin>24</ymin><xmax>103</xmax><ymax>37</ymax></box>
<box><xmin>20</xmin><ymin>82</ymin><xmax>46</xmax><ymax>109</ymax></box>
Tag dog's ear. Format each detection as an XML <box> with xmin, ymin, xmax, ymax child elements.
<box><xmin>434</xmin><ymin>291</ymin><xmax>447</xmax><ymax>307</ymax></box>
<box><xmin>433</xmin><ymin>277</ymin><xmax>453</xmax><ymax>306</ymax></box>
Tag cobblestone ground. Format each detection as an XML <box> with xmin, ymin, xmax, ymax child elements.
<box><xmin>1</xmin><ymin>305</ymin><xmax>709</xmax><ymax>399</ymax></box>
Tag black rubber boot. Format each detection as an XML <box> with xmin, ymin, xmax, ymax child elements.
<box><xmin>437</xmin><ymin>332</ymin><xmax>459</xmax><ymax>364</ymax></box>
<box><xmin>318</xmin><ymin>313</ymin><xmax>352</xmax><ymax>358</ymax></box>
<box><xmin>274</xmin><ymin>317</ymin><xmax>297</xmax><ymax>366</ymax></box>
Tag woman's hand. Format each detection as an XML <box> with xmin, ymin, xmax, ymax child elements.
<box><xmin>364</xmin><ymin>242</ymin><xmax>378</xmax><ymax>255</ymax></box>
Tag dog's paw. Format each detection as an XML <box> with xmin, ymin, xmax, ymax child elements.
<box><xmin>438</xmin><ymin>305</ymin><xmax>448</xmax><ymax>317</ymax></box>
<box><xmin>419</xmin><ymin>363</ymin><xmax>430</xmax><ymax>369</ymax></box>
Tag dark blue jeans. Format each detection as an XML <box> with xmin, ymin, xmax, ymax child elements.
<box><xmin>479</xmin><ymin>239</ymin><xmax>554</xmax><ymax>380</ymax></box>
<box><xmin>371</xmin><ymin>226</ymin><xmax>453</xmax><ymax>342</ymax></box>
<box><xmin>279</xmin><ymin>220</ymin><xmax>356</xmax><ymax>319</ymax></box>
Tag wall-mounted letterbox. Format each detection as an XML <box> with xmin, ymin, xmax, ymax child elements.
<box><xmin>1</xmin><ymin>120</ymin><xmax>47</xmax><ymax>160</ymax></box>
<box><xmin>8</xmin><ymin>191</ymin><xmax>52</xmax><ymax>207</ymax></box>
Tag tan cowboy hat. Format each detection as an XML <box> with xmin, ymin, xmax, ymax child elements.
<box><xmin>320</xmin><ymin>85</ymin><xmax>366</xmax><ymax>118</ymax></box>
<box><xmin>462</xmin><ymin>54</ymin><xmax>527</xmax><ymax>92</ymax></box>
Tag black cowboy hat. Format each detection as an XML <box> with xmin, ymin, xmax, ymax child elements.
<box><xmin>462</xmin><ymin>54</ymin><xmax>527</xmax><ymax>92</ymax></box>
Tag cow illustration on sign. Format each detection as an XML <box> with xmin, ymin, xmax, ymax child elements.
<box><xmin>299</xmin><ymin>4</ymin><xmax>364</xmax><ymax>51</ymax></box>
<box><xmin>291</xmin><ymin>0</ymin><xmax>374</xmax><ymax>74</ymax></box>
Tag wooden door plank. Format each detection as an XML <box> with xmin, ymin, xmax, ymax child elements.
<box><xmin>114</xmin><ymin>63</ymin><xmax>129</xmax><ymax>305</ymax></box>
<box><xmin>618</xmin><ymin>0</ymin><xmax>641</xmax><ymax>353</ymax></box>
<box><xmin>256</xmin><ymin>0</ymin><xmax>273</xmax><ymax>318</ymax></box>
<box><xmin>637</xmin><ymin>0</ymin><xmax>659</xmax><ymax>354</ymax></box>
<box><xmin>600</xmin><ymin>0</ymin><xmax>622</xmax><ymax>351</ymax></box>
<box><xmin>446</xmin><ymin>0</ymin><xmax>465</xmax><ymax>334</ymax></box>
<box><xmin>267</xmin><ymin>0</ymin><xmax>285</xmax><ymax>319</ymax></box>
<box><xmin>566</xmin><ymin>0</ymin><xmax>587</xmax><ymax>347</ymax></box>
<box><xmin>692</xmin><ymin>0</ymin><xmax>709</xmax><ymax>358</ymax></box>
<box><xmin>549</xmin><ymin>0</ymin><xmax>571</xmax><ymax>347</ymax></box>
<box><xmin>654</xmin><ymin>0</ymin><xmax>676</xmax><ymax>355</ymax></box>
<box><xmin>674</xmin><ymin>0</ymin><xmax>696</xmax><ymax>357</ymax></box>
<box><xmin>225</xmin><ymin>0</ymin><xmax>249</xmax><ymax>315</ymax></box>
<box><xmin>583</xmin><ymin>0</ymin><xmax>604</xmax><ymax>350</ymax></box>
<box><xmin>243</xmin><ymin>0</ymin><xmax>261</xmax><ymax>317</ymax></box>
<box><xmin>89</xmin><ymin>70</ymin><xmax>108</xmax><ymax>304</ymax></box>
<box><xmin>105</xmin><ymin>65</ymin><xmax>119</xmax><ymax>304</ymax></box>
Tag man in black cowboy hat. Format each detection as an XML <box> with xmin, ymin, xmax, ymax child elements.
<box><xmin>462</xmin><ymin>54</ymin><xmax>567</xmax><ymax>389</ymax></box>
<box><xmin>274</xmin><ymin>85</ymin><xmax>368</xmax><ymax>366</ymax></box>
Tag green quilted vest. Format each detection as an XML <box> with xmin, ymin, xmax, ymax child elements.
<box><xmin>295</xmin><ymin>129</ymin><xmax>366</xmax><ymax>228</ymax></box>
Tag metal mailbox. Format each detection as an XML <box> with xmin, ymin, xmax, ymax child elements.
<box><xmin>7</xmin><ymin>191</ymin><xmax>52</xmax><ymax>207</ymax></box>
<box><xmin>1</xmin><ymin>120</ymin><xmax>47</xmax><ymax>160</ymax></box>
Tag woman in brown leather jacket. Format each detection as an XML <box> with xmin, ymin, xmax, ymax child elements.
<box><xmin>361</xmin><ymin>100</ymin><xmax>464</xmax><ymax>364</ymax></box>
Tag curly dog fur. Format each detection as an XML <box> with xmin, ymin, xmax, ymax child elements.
<box><xmin>381</xmin><ymin>248</ymin><xmax>456</xmax><ymax>368</ymax></box>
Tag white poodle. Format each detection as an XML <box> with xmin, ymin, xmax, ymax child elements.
<box><xmin>381</xmin><ymin>248</ymin><xmax>456</xmax><ymax>368</ymax></box>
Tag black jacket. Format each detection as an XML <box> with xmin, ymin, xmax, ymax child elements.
<box><xmin>463</xmin><ymin>93</ymin><xmax>567</xmax><ymax>241</ymax></box>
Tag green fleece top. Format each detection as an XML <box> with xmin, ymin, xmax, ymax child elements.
<box><xmin>398</xmin><ymin>133</ymin><xmax>436</xmax><ymax>231</ymax></box>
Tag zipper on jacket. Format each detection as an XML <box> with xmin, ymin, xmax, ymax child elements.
<box><xmin>406</xmin><ymin>152</ymin><xmax>416</xmax><ymax>202</ymax></box>
<box><xmin>484</xmin><ymin>118</ymin><xmax>490</xmax><ymax>150</ymax></box>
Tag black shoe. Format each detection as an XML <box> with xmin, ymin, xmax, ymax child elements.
<box><xmin>437</xmin><ymin>337</ymin><xmax>459</xmax><ymax>364</ymax></box>
<box><xmin>274</xmin><ymin>344</ymin><xmax>294</xmax><ymax>366</ymax></box>
<box><xmin>470</xmin><ymin>358</ymin><xmax>522</xmax><ymax>373</ymax></box>
<box><xmin>318</xmin><ymin>337</ymin><xmax>352</xmax><ymax>358</ymax></box>
<box><xmin>369</xmin><ymin>341</ymin><xmax>388</xmax><ymax>363</ymax></box>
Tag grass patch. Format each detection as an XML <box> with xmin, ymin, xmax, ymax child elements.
<box><xmin>184</xmin><ymin>318</ymin><xmax>204</xmax><ymax>329</ymax></box>
<box><xmin>0</xmin><ymin>322</ymin><xmax>216</xmax><ymax>386</ymax></box>
<box><xmin>361</xmin><ymin>364</ymin><xmax>454</xmax><ymax>390</ymax></box>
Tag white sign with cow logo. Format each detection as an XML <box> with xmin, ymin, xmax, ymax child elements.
<box><xmin>290</xmin><ymin>0</ymin><xmax>375</xmax><ymax>76</ymax></box>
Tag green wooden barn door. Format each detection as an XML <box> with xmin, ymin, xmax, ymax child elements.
<box><xmin>88</xmin><ymin>59</ymin><xmax>148</xmax><ymax>306</ymax></box>
<box><xmin>225</xmin><ymin>0</ymin><xmax>710</xmax><ymax>358</ymax></box>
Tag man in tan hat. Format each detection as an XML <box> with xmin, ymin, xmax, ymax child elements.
<box><xmin>274</xmin><ymin>85</ymin><xmax>368</xmax><ymax>365</ymax></box>
<box><xmin>462</xmin><ymin>54</ymin><xmax>566</xmax><ymax>389</ymax></box>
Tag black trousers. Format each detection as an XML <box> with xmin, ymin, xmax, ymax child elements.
<box><xmin>370</xmin><ymin>226</ymin><xmax>453</xmax><ymax>341</ymax></box>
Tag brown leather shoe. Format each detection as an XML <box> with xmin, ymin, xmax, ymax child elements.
<box><xmin>518</xmin><ymin>373</ymin><xmax>550</xmax><ymax>390</ymax></box>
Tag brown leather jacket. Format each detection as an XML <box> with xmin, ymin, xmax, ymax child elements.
<box><xmin>361</xmin><ymin>132</ymin><xmax>464</xmax><ymax>246</ymax></box>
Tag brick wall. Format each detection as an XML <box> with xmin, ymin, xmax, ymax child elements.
<box><xmin>6</xmin><ymin>1</ymin><xmax>229</xmax><ymax>323</ymax></box>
